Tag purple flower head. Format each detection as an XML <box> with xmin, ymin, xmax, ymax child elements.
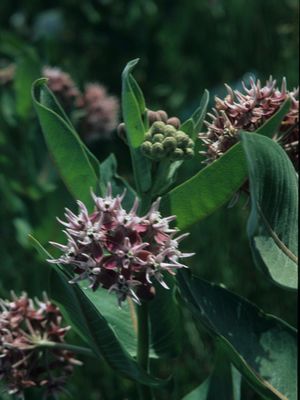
<box><xmin>0</xmin><ymin>292</ymin><xmax>81</xmax><ymax>397</ymax></box>
<box><xmin>199</xmin><ymin>77</ymin><xmax>299</xmax><ymax>169</ymax></box>
<box><xmin>49</xmin><ymin>185</ymin><xmax>193</xmax><ymax>307</ymax></box>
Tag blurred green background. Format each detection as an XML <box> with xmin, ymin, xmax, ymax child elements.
<box><xmin>0</xmin><ymin>1</ymin><xmax>298</xmax><ymax>399</ymax></box>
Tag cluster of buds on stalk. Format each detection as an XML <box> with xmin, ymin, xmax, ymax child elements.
<box><xmin>199</xmin><ymin>77</ymin><xmax>299</xmax><ymax>169</ymax></box>
<box><xmin>140</xmin><ymin>121</ymin><xmax>195</xmax><ymax>161</ymax></box>
<box><xmin>123</xmin><ymin>108</ymin><xmax>194</xmax><ymax>161</ymax></box>
<box><xmin>117</xmin><ymin>108</ymin><xmax>182</xmax><ymax>144</ymax></box>
<box><xmin>48</xmin><ymin>185</ymin><xmax>193</xmax><ymax>306</ymax></box>
<box><xmin>0</xmin><ymin>292</ymin><xmax>81</xmax><ymax>397</ymax></box>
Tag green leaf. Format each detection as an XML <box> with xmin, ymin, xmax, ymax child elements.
<box><xmin>29</xmin><ymin>235</ymin><xmax>165</xmax><ymax>387</ymax></box>
<box><xmin>121</xmin><ymin>59</ymin><xmax>152</xmax><ymax>194</ymax></box>
<box><xmin>178</xmin><ymin>271</ymin><xmax>297</xmax><ymax>400</ymax></box>
<box><xmin>182</xmin><ymin>377</ymin><xmax>211</xmax><ymax>400</ymax></box>
<box><xmin>148</xmin><ymin>275</ymin><xmax>180</xmax><ymax>358</ymax></box>
<box><xmin>78</xmin><ymin>284</ymin><xmax>138</xmax><ymax>357</ymax></box>
<box><xmin>241</xmin><ymin>132</ymin><xmax>298</xmax><ymax>290</ymax></box>
<box><xmin>99</xmin><ymin>153</ymin><xmax>136</xmax><ymax>210</ymax></box>
<box><xmin>14</xmin><ymin>51</ymin><xmax>41</xmax><ymax>118</ymax></box>
<box><xmin>37</xmin><ymin>78</ymin><xmax>101</xmax><ymax>181</ymax></box>
<box><xmin>191</xmin><ymin>89</ymin><xmax>210</xmax><ymax>135</ymax></box>
<box><xmin>182</xmin><ymin>364</ymin><xmax>241</xmax><ymax>400</ymax></box>
<box><xmin>180</xmin><ymin>119</ymin><xmax>195</xmax><ymax>137</ymax></box>
<box><xmin>161</xmin><ymin>143</ymin><xmax>247</xmax><ymax>229</ymax></box>
<box><xmin>32</xmin><ymin>79</ymin><xmax>99</xmax><ymax>209</ymax></box>
<box><xmin>128</xmin><ymin>74</ymin><xmax>146</xmax><ymax>115</ymax></box>
<box><xmin>121</xmin><ymin>59</ymin><xmax>146</xmax><ymax>148</ymax></box>
<box><xmin>256</xmin><ymin>98</ymin><xmax>292</xmax><ymax>137</ymax></box>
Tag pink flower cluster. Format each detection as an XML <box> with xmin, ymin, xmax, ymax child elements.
<box><xmin>78</xmin><ymin>83</ymin><xmax>119</xmax><ymax>141</ymax></box>
<box><xmin>199</xmin><ymin>77</ymin><xmax>299</xmax><ymax>168</ymax></box>
<box><xmin>42</xmin><ymin>66</ymin><xmax>80</xmax><ymax>108</ymax></box>
<box><xmin>0</xmin><ymin>292</ymin><xmax>80</xmax><ymax>397</ymax></box>
<box><xmin>49</xmin><ymin>186</ymin><xmax>193</xmax><ymax>306</ymax></box>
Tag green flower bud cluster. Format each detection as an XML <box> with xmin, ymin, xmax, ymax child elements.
<box><xmin>140</xmin><ymin>121</ymin><xmax>195</xmax><ymax>161</ymax></box>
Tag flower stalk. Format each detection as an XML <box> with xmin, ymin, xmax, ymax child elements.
<box><xmin>136</xmin><ymin>302</ymin><xmax>153</xmax><ymax>400</ymax></box>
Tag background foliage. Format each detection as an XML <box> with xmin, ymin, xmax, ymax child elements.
<box><xmin>0</xmin><ymin>1</ymin><xmax>298</xmax><ymax>399</ymax></box>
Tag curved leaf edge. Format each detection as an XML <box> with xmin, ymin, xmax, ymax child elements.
<box><xmin>177</xmin><ymin>271</ymin><xmax>297</xmax><ymax>400</ymax></box>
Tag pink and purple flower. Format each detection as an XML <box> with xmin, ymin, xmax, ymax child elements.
<box><xmin>49</xmin><ymin>186</ymin><xmax>193</xmax><ymax>306</ymax></box>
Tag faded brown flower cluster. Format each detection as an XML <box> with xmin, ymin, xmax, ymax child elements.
<box><xmin>77</xmin><ymin>83</ymin><xmax>119</xmax><ymax>141</ymax></box>
<box><xmin>42</xmin><ymin>66</ymin><xmax>80</xmax><ymax>109</ymax></box>
<box><xmin>0</xmin><ymin>292</ymin><xmax>81</xmax><ymax>397</ymax></box>
<box><xmin>42</xmin><ymin>66</ymin><xmax>119</xmax><ymax>140</ymax></box>
<box><xmin>199</xmin><ymin>77</ymin><xmax>299</xmax><ymax>169</ymax></box>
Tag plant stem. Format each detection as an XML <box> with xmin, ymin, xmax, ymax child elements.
<box><xmin>35</xmin><ymin>341</ymin><xmax>95</xmax><ymax>358</ymax></box>
<box><xmin>137</xmin><ymin>302</ymin><xmax>149</xmax><ymax>369</ymax></box>
<box><xmin>137</xmin><ymin>302</ymin><xmax>153</xmax><ymax>400</ymax></box>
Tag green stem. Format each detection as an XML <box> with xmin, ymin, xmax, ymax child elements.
<box><xmin>35</xmin><ymin>341</ymin><xmax>95</xmax><ymax>358</ymax></box>
<box><xmin>137</xmin><ymin>302</ymin><xmax>149</xmax><ymax>369</ymax></box>
<box><xmin>151</xmin><ymin>159</ymin><xmax>171</xmax><ymax>198</ymax></box>
<box><xmin>136</xmin><ymin>302</ymin><xmax>153</xmax><ymax>400</ymax></box>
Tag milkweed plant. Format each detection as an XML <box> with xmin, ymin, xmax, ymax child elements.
<box><xmin>0</xmin><ymin>59</ymin><xmax>298</xmax><ymax>400</ymax></box>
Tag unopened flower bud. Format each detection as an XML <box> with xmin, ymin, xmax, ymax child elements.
<box><xmin>153</xmin><ymin>133</ymin><xmax>164</xmax><ymax>143</ymax></box>
<box><xmin>166</xmin><ymin>117</ymin><xmax>181</xmax><ymax>129</ymax></box>
<box><xmin>164</xmin><ymin>125</ymin><xmax>177</xmax><ymax>137</ymax></box>
<box><xmin>171</xmin><ymin>148</ymin><xmax>184</xmax><ymax>160</ymax></box>
<box><xmin>152</xmin><ymin>142</ymin><xmax>165</xmax><ymax>158</ymax></box>
<box><xmin>184</xmin><ymin>148</ymin><xmax>195</xmax><ymax>159</ymax></box>
<box><xmin>187</xmin><ymin>138</ymin><xmax>195</xmax><ymax>148</ymax></box>
<box><xmin>176</xmin><ymin>132</ymin><xmax>190</xmax><ymax>147</ymax></box>
<box><xmin>157</xmin><ymin>110</ymin><xmax>168</xmax><ymax>122</ymax></box>
<box><xmin>163</xmin><ymin>137</ymin><xmax>177</xmax><ymax>151</ymax></box>
<box><xmin>117</xmin><ymin>122</ymin><xmax>127</xmax><ymax>142</ymax></box>
<box><xmin>144</xmin><ymin>131</ymin><xmax>153</xmax><ymax>141</ymax></box>
<box><xmin>151</xmin><ymin>121</ymin><xmax>166</xmax><ymax>134</ymax></box>
<box><xmin>141</xmin><ymin>141</ymin><xmax>153</xmax><ymax>156</ymax></box>
<box><xmin>147</xmin><ymin>110</ymin><xmax>160</xmax><ymax>124</ymax></box>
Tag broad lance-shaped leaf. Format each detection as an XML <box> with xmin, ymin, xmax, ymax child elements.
<box><xmin>121</xmin><ymin>59</ymin><xmax>151</xmax><ymax>194</ymax></box>
<box><xmin>32</xmin><ymin>79</ymin><xmax>99</xmax><ymax>209</ymax></box>
<box><xmin>177</xmin><ymin>271</ymin><xmax>297</xmax><ymax>400</ymax></box>
<box><xmin>38</xmin><ymin>78</ymin><xmax>100</xmax><ymax>177</ymax></box>
<box><xmin>121</xmin><ymin>58</ymin><xmax>146</xmax><ymax>148</ymax></box>
<box><xmin>160</xmin><ymin>143</ymin><xmax>247</xmax><ymax>229</ymax></box>
<box><xmin>180</xmin><ymin>118</ymin><xmax>194</xmax><ymax>137</ymax></box>
<box><xmin>240</xmin><ymin>132</ymin><xmax>298</xmax><ymax>290</ymax></box>
<box><xmin>148</xmin><ymin>276</ymin><xmax>181</xmax><ymax>358</ymax></box>
<box><xmin>29</xmin><ymin>235</ymin><xmax>165</xmax><ymax>387</ymax></box>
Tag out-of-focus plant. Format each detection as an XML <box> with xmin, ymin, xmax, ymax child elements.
<box><xmin>15</xmin><ymin>59</ymin><xmax>297</xmax><ymax>400</ymax></box>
